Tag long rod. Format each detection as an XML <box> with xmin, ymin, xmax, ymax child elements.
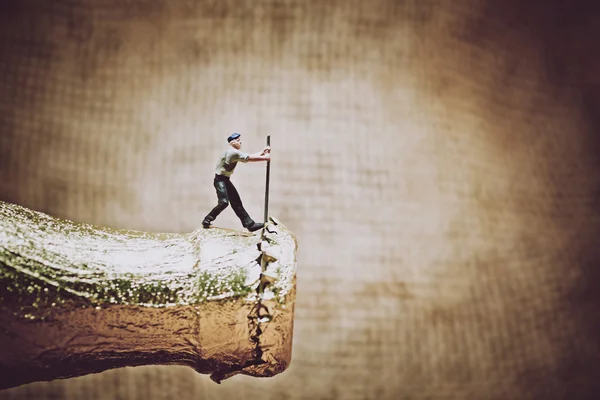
<box><xmin>263</xmin><ymin>135</ymin><xmax>271</xmax><ymax>224</ymax></box>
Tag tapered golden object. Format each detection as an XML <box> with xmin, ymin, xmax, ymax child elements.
<box><xmin>0</xmin><ymin>200</ymin><xmax>297</xmax><ymax>390</ymax></box>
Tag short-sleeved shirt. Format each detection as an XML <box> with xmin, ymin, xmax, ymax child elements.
<box><xmin>215</xmin><ymin>148</ymin><xmax>250</xmax><ymax>177</ymax></box>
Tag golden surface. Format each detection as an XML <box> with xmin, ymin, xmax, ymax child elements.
<box><xmin>0</xmin><ymin>200</ymin><xmax>297</xmax><ymax>388</ymax></box>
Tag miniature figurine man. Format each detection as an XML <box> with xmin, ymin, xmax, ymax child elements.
<box><xmin>202</xmin><ymin>133</ymin><xmax>271</xmax><ymax>232</ymax></box>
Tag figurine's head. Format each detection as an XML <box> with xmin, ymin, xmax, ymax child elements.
<box><xmin>227</xmin><ymin>133</ymin><xmax>242</xmax><ymax>149</ymax></box>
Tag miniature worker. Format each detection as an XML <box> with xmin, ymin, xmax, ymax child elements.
<box><xmin>202</xmin><ymin>133</ymin><xmax>271</xmax><ymax>232</ymax></box>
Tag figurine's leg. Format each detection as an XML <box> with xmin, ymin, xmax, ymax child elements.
<box><xmin>202</xmin><ymin>178</ymin><xmax>230</xmax><ymax>227</ymax></box>
<box><xmin>224</xmin><ymin>180</ymin><xmax>254</xmax><ymax>228</ymax></box>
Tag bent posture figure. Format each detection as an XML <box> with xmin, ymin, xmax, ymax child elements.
<box><xmin>202</xmin><ymin>133</ymin><xmax>271</xmax><ymax>232</ymax></box>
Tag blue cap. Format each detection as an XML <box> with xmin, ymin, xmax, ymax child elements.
<box><xmin>227</xmin><ymin>133</ymin><xmax>241</xmax><ymax>142</ymax></box>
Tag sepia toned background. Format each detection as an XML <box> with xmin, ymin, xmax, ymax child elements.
<box><xmin>1</xmin><ymin>0</ymin><xmax>600</xmax><ymax>399</ymax></box>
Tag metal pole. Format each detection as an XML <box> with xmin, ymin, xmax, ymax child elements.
<box><xmin>263</xmin><ymin>135</ymin><xmax>271</xmax><ymax>224</ymax></box>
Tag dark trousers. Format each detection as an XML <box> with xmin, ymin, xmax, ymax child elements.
<box><xmin>204</xmin><ymin>174</ymin><xmax>253</xmax><ymax>227</ymax></box>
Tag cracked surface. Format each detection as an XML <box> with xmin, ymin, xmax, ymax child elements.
<box><xmin>0</xmin><ymin>201</ymin><xmax>297</xmax><ymax>389</ymax></box>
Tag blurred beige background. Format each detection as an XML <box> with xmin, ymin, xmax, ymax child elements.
<box><xmin>1</xmin><ymin>0</ymin><xmax>600</xmax><ymax>399</ymax></box>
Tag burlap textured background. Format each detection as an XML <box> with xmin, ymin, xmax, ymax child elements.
<box><xmin>1</xmin><ymin>0</ymin><xmax>600</xmax><ymax>399</ymax></box>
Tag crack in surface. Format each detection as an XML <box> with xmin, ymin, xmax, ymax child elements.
<box><xmin>209</xmin><ymin>220</ymin><xmax>281</xmax><ymax>384</ymax></box>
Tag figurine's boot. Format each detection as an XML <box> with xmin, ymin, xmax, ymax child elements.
<box><xmin>245</xmin><ymin>222</ymin><xmax>264</xmax><ymax>232</ymax></box>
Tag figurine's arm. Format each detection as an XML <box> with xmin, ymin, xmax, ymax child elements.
<box><xmin>247</xmin><ymin>147</ymin><xmax>271</xmax><ymax>162</ymax></box>
<box><xmin>247</xmin><ymin>154</ymin><xmax>270</xmax><ymax>162</ymax></box>
<box><xmin>0</xmin><ymin>200</ymin><xmax>297</xmax><ymax>389</ymax></box>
